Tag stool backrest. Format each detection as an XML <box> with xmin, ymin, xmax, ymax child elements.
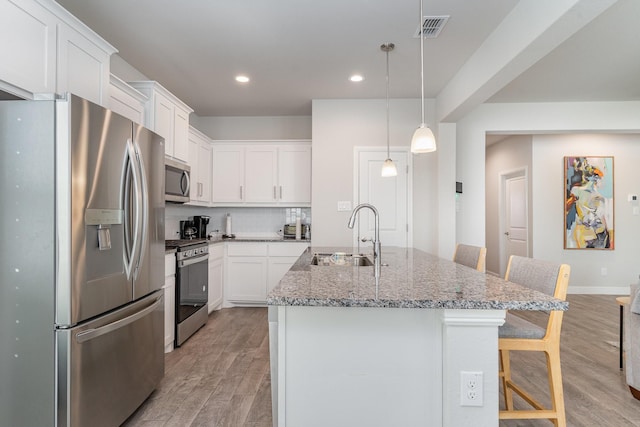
<box><xmin>453</xmin><ymin>243</ymin><xmax>487</xmax><ymax>272</ymax></box>
<box><xmin>504</xmin><ymin>255</ymin><xmax>570</xmax><ymax>300</ymax></box>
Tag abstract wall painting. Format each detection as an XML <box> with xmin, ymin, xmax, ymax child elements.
<box><xmin>564</xmin><ymin>156</ymin><xmax>614</xmax><ymax>249</ymax></box>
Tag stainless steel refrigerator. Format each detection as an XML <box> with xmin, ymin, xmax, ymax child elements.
<box><xmin>0</xmin><ymin>94</ymin><xmax>165</xmax><ymax>427</ymax></box>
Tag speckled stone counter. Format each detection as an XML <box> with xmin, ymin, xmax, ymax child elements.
<box><xmin>267</xmin><ymin>246</ymin><xmax>567</xmax><ymax>311</ymax></box>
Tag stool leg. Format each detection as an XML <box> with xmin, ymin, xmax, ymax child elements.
<box><xmin>621</xmin><ymin>303</ymin><xmax>624</xmax><ymax>370</ymax></box>
<box><xmin>499</xmin><ymin>349</ymin><xmax>514</xmax><ymax>410</ymax></box>
<box><xmin>546</xmin><ymin>347</ymin><xmax>566</xmax><ymax>427</ymax></box>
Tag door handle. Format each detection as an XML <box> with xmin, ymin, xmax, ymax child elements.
<box><xmin>504</xmin><ymin>232</ymin><xmax>510</xmax><ymax>236</ymax></box>
<box><xmin>75</xmin><ymin>296</ymin><xmax>162</xmax><ymax>343</ymax></box>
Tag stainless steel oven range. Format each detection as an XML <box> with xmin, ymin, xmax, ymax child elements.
<box><xmin>166</xmin><ymin>239</ymin><xmax>209</xmax><ymax>346</ymax></box>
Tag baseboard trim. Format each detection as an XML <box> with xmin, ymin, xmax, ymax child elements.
<box><xmin>568</xmin><ymin>286</ymin><xmax>630</xmax><ymax>295</ymax></box>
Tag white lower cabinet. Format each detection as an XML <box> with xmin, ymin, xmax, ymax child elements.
<box><xmin>208</xmin><ymin>243</ymin><xmax>224</xmax><ymax>313</ymax></box>
<box><xmin>163</xmin><ymin>253</ymin><xmax>176</xmax><ymax>353</ymax></box>
<box><xmin>226</xmin><ymin>243</ymin><xmax>269</xmax><ymax>304</ymax></box>
<box><xmin>225</xmin><ymin>242</ymin><xmax>308</xmax><ymax>305</ymax></box>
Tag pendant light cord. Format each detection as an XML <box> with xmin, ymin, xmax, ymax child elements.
<box><xmin>419</xmin><ymin>0</ymin><xmax>425</xmax><ymax>125</ymax></box>
<box><xmin>386</xmin><ymin>46</ymin><xmax>391</xmax><ymax>159</ymax></box>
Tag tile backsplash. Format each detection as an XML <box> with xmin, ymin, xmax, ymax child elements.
<box><xmin>165</xmin><ymin>205</ymin><xmax>311</xmax><ymax>239</ymax></box>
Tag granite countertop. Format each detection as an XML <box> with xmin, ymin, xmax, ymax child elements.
<box><xmin>267</xmin><ymin>246</ymin><xmax>569</xmax><ymax>311</ymax></box>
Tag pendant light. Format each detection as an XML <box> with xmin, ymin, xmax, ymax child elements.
<box><xmin>381</xmin><ymin>42</ymin><xmax>398</xmax><ymax>177</ymax></box>
<box><xmin>411</xmin><ymin>0</ymin><xmax>437</xmax><ymax>153</ymax></box>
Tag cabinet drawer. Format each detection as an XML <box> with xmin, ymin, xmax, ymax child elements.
<box><xmin>268</xmin><ymin>242</ymin><xmax>309</xmax><ymax>257</ymax></box>
<box><xmin>209</xmin><ymin>242</ymin><xmax>224</xmax><ymax>259</ymax></box>
<box><xmin>164</xmin><ymin>253</ymin><xmax>176</xmax><ymax>276</ymax></box>
<box><xmin>227</xmin><ymin>242</ymin><xmax>268</xmax><ymax>257</ymax></box>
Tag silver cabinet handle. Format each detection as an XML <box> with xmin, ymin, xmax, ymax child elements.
<box><xmin>280</xmin><ymin>185</ymin><xmax>283</xmax><ymax>199</ymax></box>
<box><xmin>240</xmin><ymin>185</ymin><xmax>243</xmax><ymax>199</ymax></box>
<box><xmin>273</xmin><ymin>185</ymin><xmax>277</xmax><ymax>199</ymax></box>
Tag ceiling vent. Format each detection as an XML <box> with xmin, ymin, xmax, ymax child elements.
<box><xmin>414</xmin><ymin>15</ymin><xmax>449</xmax><ymax>38</ymax></box>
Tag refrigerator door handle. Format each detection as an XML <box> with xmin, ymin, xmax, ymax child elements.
<box><xmin>133</xmin><ymin>140</ymin><xmax>149</xmax><ymax>281</ymax></box>
<box><xmin>75</xmin><ymin>295</ymin><xmax>162</xmax><ymax>344</ymax></box>
<box><xmin>122</xmin><ymin>140</ymin><xmax>137</xmax><ymax>279</ymax></box>
<box><xmin>126</xmin><ymin>139</ymin><xmax>142</xmax><ymax>279</ymax></box>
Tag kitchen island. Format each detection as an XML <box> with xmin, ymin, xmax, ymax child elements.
<box><xmin>267</xmin><ymin>246</ymin><xmax>567</xmax><ymax>427</ymax></box>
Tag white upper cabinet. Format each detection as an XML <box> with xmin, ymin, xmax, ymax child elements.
<box><xmin>278</xmin><ymin>145</ymin><xmax>311</xmax><ymax>204</ymax></box>
<box><xmin>211</xmin><ymin>141</ymin><xmax>311</xmax><ymax>206</ymax></box>
<box><xmin>188</xmin><ymin>126</ymin><xmax>213</xmax><ymax>205</ymax></box>
<box><xmin>245</xmin><ymin>146</ymin><xmax>278</xmax><ymax>202</ymax></box>
<box><xmin>0</xmin><ymin>0</ymin><xmax>116</xmax><ymax>104</ymax></box>
<box><xmin>212</xmin><ymin>145</ymin><xmax>245</xmax><ymax>203</ymax></box>
<box><xmin>0</xmin><ymin>0</ymin><xmax>57</xmax><ymax>97</ymax></box>
<box><xmin>56</xmin><ymin>16</ymin><xmax>116</xmax><ymax>106</ymax></box>
<box><xmin>129</xmin><ymin>81</ymin><xmax>193</xmax><ymax>163</ymax></box>
<box><xmin>108</xmin><ymin>74</ymin><xmax>147</xmax><ymax>124</ymax></box>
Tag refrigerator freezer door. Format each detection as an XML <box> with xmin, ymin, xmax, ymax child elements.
<box><xmin>132</xmin><ymin>124</ymin><xmax>165</xmax><ymax>300</ymax></box>
<box><xmin>56</xmin><ymin>290</ymin><xmax>164</xmax><ymax>427</ymax></box>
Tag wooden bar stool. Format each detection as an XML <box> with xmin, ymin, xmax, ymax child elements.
<box><xmin>498</xmin><ymin>255</ymin><xmax>571</xmax><ymax>426</ymax></box>
<box><xmin>452</xmin><ymin>243</ymin><xmax>487</xmax><ymax>272</ymax></box>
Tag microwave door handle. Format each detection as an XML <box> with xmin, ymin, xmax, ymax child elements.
<box><xmin>75</xmin><ymin>295</ymin><xmax>162</xmax><ymax>343</ymax></box>
<box><xmin>181</xmin><ymin>170</ymin><xmax>190</xmax><ymax>196</ymax></box>
<box><xmin>133</xmin><ymin>141</ymin><xmax>149</xmax><ymax>280</ymax></box>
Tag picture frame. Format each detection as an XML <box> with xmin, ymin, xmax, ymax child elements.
<box><xmin>564</xmin><ymin>156</ymin><xmax>614</xmax><ymax>249</ymax></box>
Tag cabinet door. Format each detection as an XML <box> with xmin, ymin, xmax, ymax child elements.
<box><xmin>187</xmin><ymin>137</ymin><xmax>200</xmax><ymax>203</ymax></box>
<box><xmin>173</xmin><ymin>107</ymin><xmax>190</xmax><ymax>162</ymax></box>
<box><xmin>212</xmin><ymin>146</ymin><xmax>245</xmax><ymax>203</ymax></box>
<box><xmin>163</xmin><ymin>275</ymin><xmax>175</xmax><ymax>353</ymax></box>
<box><xmin>267</xmin><ymin>256</ymin><xmax>300</xmax><ymax>294</ymax></box>
<box><xmin>197</xmin><ymin>142</ymin><xmax>212</xmax><ymax>203</ymax></box>
<box><xmin>245</xmin><ymin>146</ymin><xmax>278</xmax><ymax>202</ymax></box>
<box><xmin>154</xmin><ymin>92</ymin><xmax>174</xmax><ymax>156</ymax></box>
<box><xmin>208</xmin><ymin>257</ymin><xmax>223</xmax><ymax>313</ymax></box>
<box><xmin>108</xmin><ymin>76</ymin><xmax>146</xmax><ymax>124</ymax></box>
<box><xmin>0</xmin><ymin>0</ymin><xmax>56</xmax><ymax>95</ymax></box>
<box><xmin>57</xmin><ymin>23</ymin><xmax>110</xmax><ymax>106</ymax></box>
<box><xmin>226</xmin><ymin>256</ymin><xmax>268</xmax><ymax>302</ymax></box>
<box><xmin>278</xmin><ymin>145</ymin><xmax>311</xmax><ymax>203</ymax></box>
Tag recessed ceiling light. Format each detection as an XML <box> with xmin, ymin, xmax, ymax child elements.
<box><xmin>349</xmin><ymin>75</ymin><xmax>364</xmax><ymax>82</ymax></box>
<box><xmin>235</xmin><ymin>75</ymin><xmax>250</xmax><ymax>83</ymax></box>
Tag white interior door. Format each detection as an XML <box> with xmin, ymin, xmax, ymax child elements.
<box><xmin>356</xmin><ymin>149</ymin><xmax>410</xmax><ymax>247</ymax></box>
<box><xmin>500</xmin><ymin>171</ymin><xmax>528</xmax><ymax>275</ymax></box>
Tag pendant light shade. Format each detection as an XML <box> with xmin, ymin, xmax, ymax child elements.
<box><xmin>381</xmin><ymin>42</ymin><xmax>397</xmax><ymax>177</ymax></box>
<box><xmin>381</xmin><ymin>158</ymin><xmax>398</xmax><ymax>177</ymax></box>
<box><xmin>412</xmin><ymin>0</ymin><xmax>436</xmax><ymax>153</ymax></box>
<box><xmin>411</xmin><ymin>124</ymin><xmax>437</xmax><ymax>153</ymax></box>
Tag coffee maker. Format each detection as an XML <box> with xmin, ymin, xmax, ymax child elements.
<box><xmin>193</xmin><ymin>215</ymin><xmax>210</xmax><ymax>239</ymax></box>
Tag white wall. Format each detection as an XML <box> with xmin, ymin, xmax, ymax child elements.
<box><xmin>485</xmin><ymin>135</ymin><xmax>533</xmax><ymax>275</ymax></box>
<box><xmin>457</xmin><ymin>101</ymin><xmax>640</xmax><ymax>293</ymax></box>
<box><xmin>191</xmin><ymin>115</ymin><xmax>311</xmax><ymax>140</ymax></box>
<box><xmin>110</xmin><ymin>54</ymin><xmax>149</xmax><ymax>81</ymax></box>
<box><xmin>533</xmin><ymin>134</ymin><xmax>640</xmax><ymax>293</ymax></box>
<box><xmin>312</xmin><ymin>98</ymin><xmax>437</xmax><ymax>250</ymax></box>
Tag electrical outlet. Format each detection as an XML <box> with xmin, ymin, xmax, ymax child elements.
<box><xmin>337</xmin><ymin>201</ymin><xmax>352</xmax><ymax>212</ymax></box>
<box><xmin>460</xmin><ymin>371</ymin><xmax>483</xmax><ymax>406</ymax></box>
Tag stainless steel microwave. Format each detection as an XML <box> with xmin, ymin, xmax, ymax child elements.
<box><xmin>165</xmin><ymin>157</ymin><xmax>190</xmax><ymax>203</ymax></box>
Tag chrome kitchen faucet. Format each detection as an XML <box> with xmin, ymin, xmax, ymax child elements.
<box><xmin>348</xmin><ymin>203</ymin><xmax>381</xmax><ymax>278</ymax></box>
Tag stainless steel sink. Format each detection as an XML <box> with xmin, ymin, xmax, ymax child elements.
<box><xmin>311</xmin><ymin>253</ymin><xmax>374</xmax><ymax>267</ymax></box>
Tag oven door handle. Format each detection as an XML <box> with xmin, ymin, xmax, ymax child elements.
<box><xmin>75</xmin><ymin>295</ymin><xmax>162</xmax><ymax>344</ymax></box>
<box><xmin>178</xmin><ymin>254</ymin><xmax>209</xmax><ymax>268</ymax></box>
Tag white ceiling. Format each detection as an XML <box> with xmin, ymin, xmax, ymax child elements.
<box><xmin>56</xmin><ymin>0</ymin><xmax>640</xmax><ymax>118</ymax></box>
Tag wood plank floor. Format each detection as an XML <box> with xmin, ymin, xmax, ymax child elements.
<box><xmin>122</xmin><ymin>295</ymin><xmax>640</xmax><ymax>426</ymax></box>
